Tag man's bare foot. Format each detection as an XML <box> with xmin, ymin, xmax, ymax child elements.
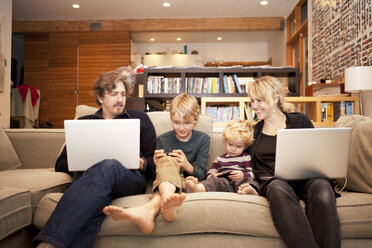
<box><xmin>185</xmin><ymin>176</ymin><xmax>199</xmax><ymax>193</ymax></box>
<box><xmin>103</xmin><ymin>203</ymin><xmax>157</xmax><ymax>234</ymax></box>
<box><xmin>161</xmin><ymin>193</ymin><xmax>186</xmax><ymax>222</ymax></box>
<box><xmin>37</xmin><ymin>242</ymin><xmax>56</xmax><ymax>248</ymax></box>
<box><xmin>237</xmin><ymin>183</ymin><xmax>259</xmax><ymax>196</ymax></box>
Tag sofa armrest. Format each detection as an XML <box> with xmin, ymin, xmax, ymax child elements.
<box><xmin>5</xmin><ymin>129</ymin><xmax>65</xmax><ymax>169</ymax></box>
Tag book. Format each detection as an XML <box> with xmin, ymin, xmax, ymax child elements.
<box><xmin>326</xmin><ymin>102</ymin><xmax>334</xmax><ymax>122</ymax></box>
<box><xmin>345</xmin><ymin>101</ymin><xmax>354</xmax><ymax>115</ymax></box>
<box><xmin>321</xmin><ymin>102</ymin><xmax>327</xmax><ymax>122</ymax></box>
<box><xmin>333</xmin><ymin>102</ymin><xmax>341</xmax><ymax>122</ymax></box>
<box><xmin>232</xmin><ymin>74</ymin><xmax>243</xmax><ymax>93</ymax></box>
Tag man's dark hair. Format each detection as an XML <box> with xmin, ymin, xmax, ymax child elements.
<box><xmin>93</xmin><ymin>67</ymin><xmax>136</xmax><ymax>106</ymax></box>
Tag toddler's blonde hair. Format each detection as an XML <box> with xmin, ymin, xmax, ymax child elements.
<box><xmin>223</xmin><ymin>119</ymin><xmax>254</xmax><ymax>147</ymax></box>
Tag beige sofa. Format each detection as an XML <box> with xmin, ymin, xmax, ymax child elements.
<box><xmin>1</xmin><ymin>111</ymin><xmax>372</xmax><ymax>248</ymax></box>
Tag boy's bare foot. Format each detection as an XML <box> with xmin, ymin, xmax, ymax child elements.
<box><xmin>161</xmin><ymin>193</ymin><xmax>186</xmax><ymax>222</ymax></box>
<box><xmin>237</xmin><ymin>183</ymin><xmax>259</xmax><ymax>196</ymax></box>
<box><xmin>37</xmin><ymin>242</ymin><xmax>56</xmax><ymax>248</ymax></box>
<box><xmin>185</xmin><ymin>176</ymin><xmax>199</xmax><ymax>193</ymax></box>
<box><xmin>103</xmin><ymin>203</ymin><xmax>156</xmax><ymax>234</ymax></box>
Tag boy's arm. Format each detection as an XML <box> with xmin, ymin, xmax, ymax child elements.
<box><xmin>190</xmin><ymin>134</ymin><xmax>210</xmax><ymax>181</ymax></box>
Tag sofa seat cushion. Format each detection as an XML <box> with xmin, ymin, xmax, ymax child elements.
<box><xmin>0</xmin><ymin>168</ymin><xmax>72</xmax><ymax>213</ymax></box>
<box><xmin>101</xmin><ymin>192</ymin><xmax>279</xmax><ymax>237</ymax></box>
<box><xmin>0</xmin><ymin>187</ymin><xmax>31</xmax><ymax>240</ymax></box>
<box><xmin>34</xmin><ymin>191</ymin><xmax>372</xmax><ymax>240</ymax></box>
<box><xmin>337</xmin><ymin>191</ymin><xmax>372</xmax><ymax>238</ymax></box>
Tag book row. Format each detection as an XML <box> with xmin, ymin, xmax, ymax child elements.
<box><xmin>147</xmin><ymin>76</ymin><xmax>182</xmax><ymax>94</ymax></box>
<box><xmin>321</xmin><ymin>101</ymin><xmax>354</xmax><ymax>122</ymax></box>
<box><xmin>205</xmin><ymin>106</ymin><xmax>240</xmax><ymax>123</ymax></box>
<box><xmin>186</xmin><ymin>77</ymin><xmax>220</xmax><ymax>94</ymax></box>
<box><xmin>146</xmin><ymin>75</ymin><xmax>254</xmax><ymax>94</ymax></box>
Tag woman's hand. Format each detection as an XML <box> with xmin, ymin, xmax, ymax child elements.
<box><xmin>228</xmin><ymin>171</ymin><xmax>244</xmax><ymax>181</ymax></box>
<box><xmin>153</xmin><ymin>149</ymin><xmax>166</xmax><ymax>166</ymax></box>
<box><xmin>139</xmin><ymin>158</ymin><xmax>145</xmax><ymax>170</ymax></box>
<box><xmin>169</xmin><ymin>149</ymin><xmax>194</xmax><ymax>175</ymax></box>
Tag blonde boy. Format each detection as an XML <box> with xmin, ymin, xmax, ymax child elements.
<box><xmin>103</xmin><ymin>93</ymin><xmax>210</xmax><ymax>233</ymax></box>
<box><xmin>186</xmin><ymin>119</ymin><xmax>258</xmax><ymax>195</ymax></box>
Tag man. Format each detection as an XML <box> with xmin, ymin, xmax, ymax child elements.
<box><xmin>34</xmin><ymin>67</ymin><xmax>156</xmax><ymax>248</ymax></box>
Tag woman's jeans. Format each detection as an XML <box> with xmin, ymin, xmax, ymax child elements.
<box><xmin>261</xmin><ymin>178</ymin><xmax>340</xmax><ymax>248</ymax></box>
<box><xmin>33</xmin><ymin>159</ymin><xmax>146</xmax><ymax>248</ymax></box>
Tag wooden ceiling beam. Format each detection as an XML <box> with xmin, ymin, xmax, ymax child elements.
<box><xmin>13</xmin><ymin>17</ymin><xmax>283</xmax><ymax>33</ymax></box>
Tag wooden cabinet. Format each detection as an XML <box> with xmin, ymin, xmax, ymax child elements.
<box><xmin>201</xmin><ymin>96</ymin><xmax>360</xmax><ymax>128</ymax></box>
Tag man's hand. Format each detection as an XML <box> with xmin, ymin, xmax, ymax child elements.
<box><xmin>139</xmin><ymin>158</ymin><xmax>145</xmax><ymax>171</ymax></box>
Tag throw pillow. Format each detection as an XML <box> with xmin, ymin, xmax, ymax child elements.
<box><xmin>0</xmin><ymin>128</ymin><xmax>22</xmax><ymax>171</ymax></box>
<box><xmin>335</xmin><ymin>115</ymin><xmax>372</xmax><ymax>193</ymax></box>
<box><xmin>74</xmin><ymin>105</ymin><xmax>98</xmax><ymax>119</ymax></box>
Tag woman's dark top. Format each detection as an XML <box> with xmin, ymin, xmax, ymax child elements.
<box><xmin>247</xmin><ymin>112</ymin><xmax>314</xmax><ymax>181</ymax></box>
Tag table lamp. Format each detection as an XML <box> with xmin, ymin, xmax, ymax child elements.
<box><xmin>345</xmin><ymin>66</ymin><xmax>372</xmax><ymax>115</ymax></box>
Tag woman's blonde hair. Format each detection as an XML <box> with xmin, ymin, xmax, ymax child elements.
<box><xmin>170</xmin><ymin>93</ymin><xmax>199</xmax><ymax>122</ymax></box>
<box><xmin>223</xmin><ymin>119</ymin><xmax>254</xmax><ymax>147</ymax></box>
<box><xmin>247</xmin><ymin>76</ymin><xmax>294</xmax><ymax>113</ymax></box>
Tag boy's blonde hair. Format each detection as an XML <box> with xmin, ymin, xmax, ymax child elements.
<box><xmin>169</xmin><ymin>93</ymin><xmax>199</xmax><ymax>122</ymax></box>
<box><xmin>223</xmin><ymin>119</ymin><xmax>254</xmax><ymax>147</ymax></box>
<box><xmin>247</xmin><ymin>76</ymin><xmax>294</xmax><ymax>113</ymax></box>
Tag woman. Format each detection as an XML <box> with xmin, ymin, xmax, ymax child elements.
<box><xmin>242</xmin><ymin>76</ymin><xmax>340</xmax><ymax>248</ymax></box>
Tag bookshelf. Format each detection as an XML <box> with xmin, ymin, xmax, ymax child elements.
<box><xmin>201</xmin><ymin>96</ymin><xmax>360</xmax><ymax>128</ymax></box>
<box><xmin>142</xmin><ymin>67</ymin><xmax>301</xmax><ymax>101</ymax></box>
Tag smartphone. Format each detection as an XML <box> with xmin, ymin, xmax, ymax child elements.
<box><xmin>215</xmin><ymin>171</ymin><xmax>230</xmax><ymax>179</ymax></box>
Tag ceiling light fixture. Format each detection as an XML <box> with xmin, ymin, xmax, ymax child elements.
<box><xmin>150</xmin><ymin>38</ymin><xmax>155</xmax><ymax>41</ymax></box>
<box><xmin>72</xmin><ymin>3</ymin><xmax>80</xmax><ymax>8</ymax></box>
<box><xmin>217</xmin><ymin>37</ymin><xmax>222</xmax><ymax>41</ymax></box>
<box><xmin>260</xmin><ymin>1</ymin><xmax>268</xmax><ymax>5</ymax></box>
<box><xmin>163</xmin><ymin>2</ymin><xmax>171</xmax><ymax>7</ymax></box>
<box><xmin>177</xmin><ymin>38</ymin><xmax>181</xmax><ymax>41</ymax></box>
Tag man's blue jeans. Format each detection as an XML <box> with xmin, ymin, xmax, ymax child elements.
<box><xmin>33</xmin><ymin>159</ymin><xmax>146</xmax><ymax>248</ymax></box>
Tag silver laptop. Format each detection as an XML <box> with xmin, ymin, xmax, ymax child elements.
<box><xmin>275</xmin><ymin>127</ymin><xmax>352</xmax><ymax>180</ymax></box>
<box><xmin>64</xmin><ymin>119</ymin><xmax>140</xmax><ymax>171</ymax></box>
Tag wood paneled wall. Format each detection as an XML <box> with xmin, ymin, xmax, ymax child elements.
<box><xmin>23</xmin><ymin>31</ymin><xmax>131</xmax><ymax>128</ymax></box>
<box><xmin>13</xmin><ymin>17</ymin><xmax>283</xmax><ymax>33</ymax></box>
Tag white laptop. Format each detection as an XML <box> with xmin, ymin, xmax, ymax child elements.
<box><xmin>275</xmin><ymin>127</ymin><xmax>352</xmax><ymax>180</ymax></box>
<box><xmin>64</xmin><ymin>119</ymin><xmax>140</xmax><ymax>171</ymax></box>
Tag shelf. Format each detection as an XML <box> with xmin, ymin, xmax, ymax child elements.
<box><xmin>141</xmin><ymin>67</ymin><xmax>302</xmax><ymax>100</ymax></box>
<box><xmin>201</xmin><ymin>96</ymin><xmax>360</xmax><ymax>128</ymax></box>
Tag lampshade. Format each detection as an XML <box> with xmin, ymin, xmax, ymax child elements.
<box><xmin>345</xmin><ymin>66</ymin><xmax>372</xmax><ymax>92</ymax></box>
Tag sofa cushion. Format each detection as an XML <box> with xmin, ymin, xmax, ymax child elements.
<box><xmin>0</xmin><ymin>187</ymin><xmax>31</xmax><ymax>240</ymax></box>
<box><xmin>0</xmin><ymin>168</ymin><xmax>72</xmax><ymax>213</ymax></box>
<box><xmin>74</xmin><ymin>105</ymin><xmax>99</xmax><ymax>119</ymax></box>
<box><xmin>33</xmin><ymin>193</ymin><xmax>63</xmax><ymax>229</ymax></box>
<box><xmin>0</xmin><ymin>128</ymin><xmax>22</xmax><ymax>171</ymax></box>
<box><xmin>5</xmin><ymin>129</ymin><xmax>65</xmax><ymax>169</ymax></box>
<box><xmin>34</xmin><ymin>191</ymin><xmax>372</xmax><ymax>240</ymax></box>
<box><xmin>335</xmin><ymin>115</ymin><xmax>372</xmax><ymax>193</ymax></box>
